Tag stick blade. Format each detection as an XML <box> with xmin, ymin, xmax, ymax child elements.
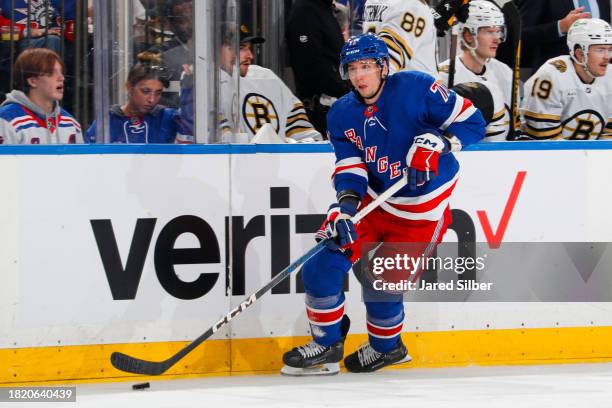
<box><xmin>111</xmin><ymin>351</ymin><xmax>169</xmax><ymax>376</ymax></box>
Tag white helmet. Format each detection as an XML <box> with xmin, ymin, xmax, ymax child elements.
<box><xmin>460</xmin><ymin>0</ymin><xmax>506</xmax><ymax>50</ymax></box>
<box><xmin>567</xmin><ymin>18</ymin><xmax>612</xmax><ymax>62</ymax></box>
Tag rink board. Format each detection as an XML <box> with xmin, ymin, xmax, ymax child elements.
<box><xmin>1</xmin><ymin>144</ymin><xmax>612</xmax><ymax>384</ymax></box>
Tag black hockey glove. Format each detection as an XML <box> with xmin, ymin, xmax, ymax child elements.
<box><xmin>432</xmin><ymin>0</ymin><xmax>470</xmax><ymax>37</ymax></box>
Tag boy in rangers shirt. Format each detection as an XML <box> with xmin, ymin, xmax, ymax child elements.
<box><xmin>0</xmin><ymin>48</ymin><xmax>82</xmax><ymax>144</ymax></box>
<box><xmin>280</xmin><ymin>33</ymin><xmax>485</xmax><ymax>376</ymax></box>
<box><xmin>521</xmin><ymin>18</ymin><xmax>612</xmax><ymax>140</ymax></box>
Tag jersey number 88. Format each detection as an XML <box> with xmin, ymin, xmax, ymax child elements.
<box><xmin>401</xmin><ymin>12</ymin><xmax>426</xmax><ymax>37</ymax></box>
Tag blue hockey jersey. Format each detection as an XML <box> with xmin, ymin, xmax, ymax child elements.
<box><xmin>327</xmin><ymin>71</ymin><xmax>486</xmax><ymax>221</ymax></box>
<box><xmin>86</xmin><ymin>105</ymin><xmax>192</xmax><ymax>144</ymax></box>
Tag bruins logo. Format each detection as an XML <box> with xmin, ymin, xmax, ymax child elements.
<box><xmin>561</xmin><ymin>109</ymin><xmax>604</xmax><ymax>140</ymax></box>
<box><xmin>242</xmin><ymin>93</ymin><xmax>280</xmax><ymax>135</ymax></box>
<box><xmin>548</xmin><ymin>59</ymin><xmax>567</xmax><ymax>73</ymax></box>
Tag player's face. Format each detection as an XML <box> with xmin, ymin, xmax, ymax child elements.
<box><xmin>348</xmin><ymin>59</ymin><xmax>385</xmax><ymax>101</ymax></box>
<box><xmin>239</xmin><ymin>42</ymin><xmax>254</xmax><ymax>77</ymax></box>
<box><xmin>127</xmin><ymin>79</ymin><xmax>164</xmax><ymax>115</ymax></box>
<box><xmin>476</xmin><ymin>26</ymin><xmax>504</xmax><ymax>59</ymax></box>
<box><xmin>28</xmin><ymin>60</ymin><xmax>65</xmax><ymax>103</ymax></box>
<box><xmin>586</xmin><ymin>45</ymin><xmax>612</xmax><ymax>77</ymax></box>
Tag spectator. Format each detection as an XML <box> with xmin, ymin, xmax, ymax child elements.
<box><xmin>521</xmin><ymin>19</ymin><xmax>612</xmax><ymax>140</ymax></box>
<box><xmin>438</xmin><ymin>0</ymin><xmax>513</xmax><ymax>140</ymax></box>
<box><xmin>86</xmin><ymin>62</ymin><xmax>192</xmax><ymax>143</ymax></box>
<box><xmin>285</xmin><ymin>0</ymin><xmax>350</xmax><ymax>135</ymax></box>
<box><xmin>0</xmin><ymin>0</ymin><xmax>76</xmax><ymax>54</ymax></box>
<box><xmin>237</xmin><ymin>27</ymin><xmax>323</xmax><ymax>142</ymax></box>
<box><xmin>519</xmin><ymin>0</ymin><xmax>610</xmax><ymax>72</ymax></box>
<box><xmin>142</xmin><ymin>0</ymin><xmax>194</xmax><ymax>108</ymax></box>
<box><xmin>0</xmin><ymin>48</ymin><xmax>82</xmax><ymax>144</ymax></box>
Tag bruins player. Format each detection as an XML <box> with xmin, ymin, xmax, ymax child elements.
<box><xmin>521</xmin><ymin>18</ymin><xmax>612</xmax><ymax>140</ymax></box>
<box><xmin>438</xmin><ymin>0</ymin><xmax>513</xmax><ymax>141</ymax></box>
<box><xmin>362</xmin><ymin>0</ymin><xmax>438</xmax><ymax>77</ymax></box>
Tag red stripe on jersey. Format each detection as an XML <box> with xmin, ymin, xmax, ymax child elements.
<box><xmin>332</xmin><ymin>162</ymin><xmax>367</xmax><ymax>177</ymax></box>
<box><xmin>459</xmin><ymin>97</ymin><xmax>474</xmax><ymax>116</ymax></box>
<box><xmin>306</xmin><ymin>303</ymin><xmax>345</xmax><ymax>325</ymax></box>
<box><xmin>367</xmin><ymin>321</ymin><xmax>403</xmax><ymax>338</ymax></box>
<box><xmin>386</xmin><ymin>179</ymin><xmax>457</xmax><ymax>213</ymax></box>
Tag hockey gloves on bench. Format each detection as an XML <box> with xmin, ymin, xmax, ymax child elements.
<box><xmin>405</xmin><ymin>131</ymin><xmax>450</xmax><ymax>191</ymax></box>
<box><xmin>432</xmin><ymin>0</ymin><xmax>470</xmax><ymax>37</ymax></box>
<box><xmin>315</xmin><ymin>194</ymin><xmax>360</xmax><ymax>251</ymax></box>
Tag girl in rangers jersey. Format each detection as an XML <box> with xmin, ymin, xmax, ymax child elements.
<box><xmin>0</xmin><ymin>48</ymin><xmax>82</xmax><ymax>145</ymax></box>
<box><xmin>521</xmin><ymin>18</ymin><xmax>612</xmax><ymax>140</ymax></box>
<box><xmin>86</xmin><ymin>63</ymin><xmax>192</xmax><ymax>144</ymax></box>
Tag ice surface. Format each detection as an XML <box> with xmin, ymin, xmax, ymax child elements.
<box><xmin>14</xmin><ymin>363</ymin><xmax>612</xmax><ymax>408</ymax></box>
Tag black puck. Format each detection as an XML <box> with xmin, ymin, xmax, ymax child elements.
<box><xmin>132</xmin><ymin>382</ymin><xmax>150</xmax><ymax>390</ymax></box>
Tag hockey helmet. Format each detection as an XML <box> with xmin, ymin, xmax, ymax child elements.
<box><xmin>460</xmin><ymin>0</ymin><xmax>506</xmax><ymax>47</ymax></box>
<box><xmin>567</xmin><ymin>18</ymin><xmax>612</xmax><ymax>62</ymax></box>
<box><xmin>339</xmin><ymin>33</ymin><xmax>389</xmax><ymax>80</ymax></box>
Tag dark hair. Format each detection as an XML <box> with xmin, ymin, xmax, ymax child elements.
<box><xmin>126</xmin><ymin>63</ymin><xmax>170</xmax><ymax>89</ymax></box>
<box><xmin>13</xmin><ymin>48</ymin><xmax>65</xmax><ymax>93</ymax></box>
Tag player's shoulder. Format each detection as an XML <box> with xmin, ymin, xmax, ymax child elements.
<box><xmin>536</xmin><ymin>55</ymin><xmax>571</xmax><ymax>79</ymax></box>
<box><xmin>487</xmin><ymin>58</ymin><xmax>512</xmax><ymax>76</ymax></box>
<box><xmin>0</xmin><ymin>102</ymin><xmax>29</xmax><ymax>120</ymax></box>
<box><xmin>390</xmin><ymin>70</ymin><xmax>437</xmax><ymax>89</ymax></box>
<box><xmin>245</xmin><ymin>64</ymin><xmax>279</xmax><ymax>81</ymax></box>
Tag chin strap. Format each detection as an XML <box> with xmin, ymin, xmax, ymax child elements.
<box><xmin>571</xmin><ymin>48</ymin><xmax>597</xmax><ymax>83</ymax></box>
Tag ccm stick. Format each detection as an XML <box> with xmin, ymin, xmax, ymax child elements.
<box><xmin>111</xmin><ymin>175</ymin><xmax>409</xmax><ymax>375</ymax></box>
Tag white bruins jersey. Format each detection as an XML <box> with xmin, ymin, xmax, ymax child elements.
<box><xmin>239</xmin><ymin>65</ymin><xmax>322</xmax><ymax>142</ymax></box>
<box><xmin>521</xmin><ymin>55</ymin><xmax>612</xmax><ymax>140</ymax></box>
<box><xmin>362</xmin><ymin>0</ymin><xmax>438</xmax><ymax>77</ymax></box>
<box><xmin>438</xmin><ymin>54</ymin><xmax>513</xmax><ymax>141</ymax></box>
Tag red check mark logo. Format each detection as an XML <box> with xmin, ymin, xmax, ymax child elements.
<box><xmin>477</xmin><ymin>171</ymin><xmax>526</xmax><ymax>249</ymax></box>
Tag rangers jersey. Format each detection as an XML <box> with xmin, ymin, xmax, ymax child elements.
<box><xmin>438</xmin><ymin>54</ymin><xmax>513</xmax><ymax>140</ymax></box>
<box><xmin>362</xmin><ymin>0</ymin><xmax>438</xmax><ymax>77</ymax></box>
<box><xmin>0</xmin><ymin>90</ymin><xmax>82</xmax><ymax>144</ymax></box>
<box><xmin>521</xmin><ymin>55</ymin><xmax>612</xmax><ymax>140</ymax></box>
<box><xmin>86</xmin><ymin>105</ymin><xmax>192</xmax><ymax>143</ymax></box>
<box><xmin>327</xmin><ymin>71</ymin><xmax>486</xmax><ymax>221</ymax></box>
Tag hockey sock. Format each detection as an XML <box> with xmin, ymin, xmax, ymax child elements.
<box><xmin>306</xmin><ymin>293</ymin><xmax>346</xmax><ymax>347</ymax></box>
<box><xmin>366</xmin><ymin>310</ymin><xmax>404</xmax><ymax>353</ymax></box>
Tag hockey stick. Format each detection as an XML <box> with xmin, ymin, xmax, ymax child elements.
<box><xmin>501</xmin><ymin>1</ymin><xmax>522</xmax><ymax>140</ymax></box>
<box><xmin>110</xmin><ymin>175</ymin><xmax>409</xmax><ymax>376</ymax></box>
<box><xmin>446</xmin><ymin>0</ymin><xmax>469</xmax><ymax>88</ymax></box>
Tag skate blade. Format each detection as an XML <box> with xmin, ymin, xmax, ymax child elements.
<box><xmin>392</xmin><ymin>353</ymin><xmax>413</xmax><ymax>366</ymax></box>
<box><xmin>280</xmin><ymin>363</ymin><xmax>340</xmax><ymax>377</ymax></box>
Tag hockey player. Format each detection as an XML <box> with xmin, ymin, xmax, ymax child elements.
<box><xmin>521</xmin><ymin>18</ymin><xmax>612</xmax><ymax>140</ymax></box>
<box><xmin>281</xmin><ymin>33</ymin><xmax>485</xmax><ymax>375</ymax></box>
<box><xmin>0</xmin><ymin>48</ymin><xmax>82</xmax><ymax>144</ymax></box>
<box><xmin>362</xmin><ymin>0</ymin><xmax>438</xmax><ymax>77</ymax></box>
<box><xmin>86</xmin><ymin>63</ymin><xmax>192</xmax><ymax>143</ymax></box>
<box><xmin>238</xmin><ymin>34</ymin><xmax>323</xmax><ymax>142</ymax></box>
<box><xmin>438</xmin><ymin>0</ymin><xmax>513</xmax><ymax>141</ymax></box>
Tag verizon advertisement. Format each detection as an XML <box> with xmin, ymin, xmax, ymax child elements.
<box><xmin>1</xmin><ymin>150</ymin><xmax>612</xmax><ymax>349</ymax></box>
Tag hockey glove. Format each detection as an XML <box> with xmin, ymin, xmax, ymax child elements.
<box><xmin>432</xmin><ymin>0</ymin><xmax>470</xmax><ymax>37</ymax></box>
<box><xmin>406</xmin><ymin>131</ymin><xmax>449</xmax><ymax>190</ymax></box>
<box><xmin>315</xmin><ymin>199</ymin><xmax>359</xmax><ymax>251</ymax></box>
